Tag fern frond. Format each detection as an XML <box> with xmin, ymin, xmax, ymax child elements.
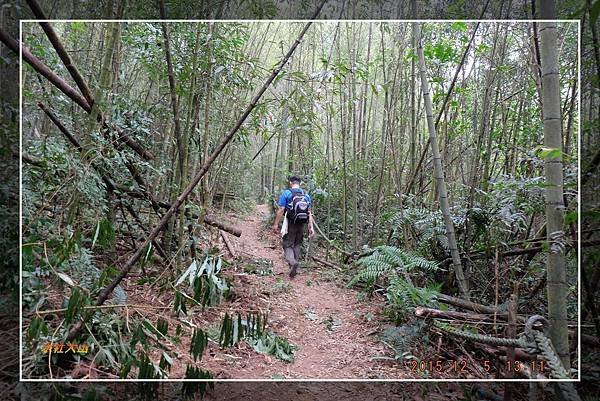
<box><xmin>387</xmin><ymin>275</ymin><xmax>441</xmax><ymax>309</ymax></box>
<box><xmin>349</xmin><ymin>246</ymin><xmax>439</xmax><ymax>287</ymax></box>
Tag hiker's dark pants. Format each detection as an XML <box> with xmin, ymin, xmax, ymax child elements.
<box><xmin>282</xmin><ymin>222</ymin><xmax>306</xmax><ymax>267</ymax></box>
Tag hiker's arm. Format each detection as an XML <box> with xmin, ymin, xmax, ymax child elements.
<box><xmin>272</xmin><ymin>207</ymin><xmax>285</xmax><ymax>233</ymax></box>
<box><xmin>308</xmin><ymin>210</ymin><xmax>315</xmax><ymax>238</ymax></box>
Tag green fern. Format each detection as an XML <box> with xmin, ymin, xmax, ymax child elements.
<box><xmin>349</xmin><ymin>246</ymin><xmax>438</xmax><ymax>287</ymax></box>
<box><xmin>348</xmin><ymin>263</ymin><xmax>388</xmax><ymax>286</ymax></box>
<box><xmin>387</xmin><ymin>274</ymin><xmax>441</xmax><ymax>310</ymax></box>
<box><xmin>389</xmin><ymin>207</ymin><xmax>449</xmax><ymax>253</ymax></box>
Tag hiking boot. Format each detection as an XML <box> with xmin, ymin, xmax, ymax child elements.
<box><xmin>289</xmin><ymin>263</ymin><xmax>298</xmax><ymax>278</ymax></box>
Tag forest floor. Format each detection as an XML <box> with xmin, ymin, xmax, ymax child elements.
<box><xmin>155</xmin><ymin>204</ymin><xmax>415</xmax><ymax>379</ymax></box>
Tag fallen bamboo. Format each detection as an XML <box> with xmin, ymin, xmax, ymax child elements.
<box><xmin>1</xmin><ymin>24</ymin><xmax>153</xmax><ymax>161</ymax></box>
<box><xmin>436</xmin><ymin>293</ymin><xmax>509</xmax><ymax>315</ymax></box>
<box><xmin>415</xmin><ymin>306</ymin><xmax>511</xmax><ymax>322</ymax></box>
<box><xmin>64</xmin><ymin>8</ymin><xmax>325</xmax><ymax>341</ymax></box>
<box><xmin>313</xmin><ymin>220</ymin><xmax>352</xmax><ymax>257</ymax></box>
<box><xmin>37</xmin><ymin>101</ymin><xmax>118</xmax><ymax>193</ymax></box>
<box><xmin>220</xmin><ymin>231</ymin><xmax>236</xmax><ymax>258</ymax></box>
<box><xmin>203</xmin><ymin>215</ymin><xmax>241</xmax><ymax>237</ymax></box>
<box><xmin>38</xmin><ymin>102</ymin><xmax>83</xmax><ymax>151</ymax></box>
<box><xmin>311</xmin><ymin>255</ymin><xmax>339</xmax><ymax>269</ymax></box>
<box><xmin>41</xmin><ymin>103</ymin><xmax>156</xmax><ymax>204</ymax></box>
<box><xmin>109</xmin><ymin>124</ymin><xmax>155</xmax><ymax>161</ymax></box>
<box><xmin>0</xmin><ymin>26</ymin><xmax>91</xmax><ymax>112</ymax></box>
<box><xmin>119</xmin><ymin>201</ymin><xmax>167</xmax><ymax>259</ymax></box>
<box><xmin>418</xmin><ymin>303</ymin><xmax>599</xmax><ymax>347</ymax></box>
<box><xmin>33</xmin><ymin>103</ymin><xmax>169</xmax><ymax>259</ymax></box>
<box><xmin>20</xmin><ymin>152</ymin><xmax>44</xmax><ymax>167</ymax></box>
<box><xmin>27</xmin><ymin>0</ymin><xmax>94</xmax><ymax>106</ymax></box>
<box><xmin>37</xmin><ymin>102</ymin><xmax>243</xmax><ymax>238</ymax></box>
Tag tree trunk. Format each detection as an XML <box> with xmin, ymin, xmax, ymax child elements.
<box><xmin>415</xmin><ymin>22</ymin><xmax>469</xmax><ymax>298</ymax></box>
<box><xmin>410</xmin><ymin>22</ymin><xmax>417</xmax><ymax>189</ymax></box>
<box><xmin>538</xmin><ymin>5</ymin><xmax>570</xmax><ymax>370</ymax></box>
<box><xmin>202</xmin><ymin>22</ymin><xmax>214</xmax><ymax>207</ymax></box>
<box><xmin>27</xmin><ymin>0</ymin><xmax>94</xmax><ymax>106</ymax></box>
<box><xmin>88</xmin><ymin>22</ymin><xmax>119</xmax><ymax>132</ymax></box>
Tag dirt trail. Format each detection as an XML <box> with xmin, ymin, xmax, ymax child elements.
<box><xmin>191</xmin><ymin>204</ymin><xmax>409</xmax><ymax>379</ymax></box>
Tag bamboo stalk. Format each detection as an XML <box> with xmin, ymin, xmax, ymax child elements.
<box><xmin>0</xmin><ymin>26</ymin><xmax>91</xmax><ymax>112</ymax></box>
<box><xmin>415</xmin><ymin>306</ymin><xmax>511</xmax><ymax>322</ymax></box>
<box><xmin>539</xmin><ymin>11</ymin><xmax>570</xmax><ymax>369</ymax></box>
<box><xmin>0</xmin><ymin>25</ymin><xmax>154</xmax><ymax>161</ymax></box>
<box><xmin>311</xmin><ymin>255</ymin><xmax>339</xmax><ymax>269</ymax></box>
<box><xmin>203</xmin><ymin>215</ymin><xmax>242</xmax><ymax>237</ymax></box>
<box><xmin>415</xmin><ymin>22</ymin><xmax>469</xmax><ymax>298</ymax></box>
<box><xmin>220</xmin><ymin>230</ymin><xmax>236</xmax><ymax>258</ymax></box>
<box><xmin>26</xmin><ymin>0</ymin><xmax>94</xmax><ymax>106</ymax></box>
<box><xmin>405</xmin><ymin>15</ymin><xmax>484</xmax><ymax>194</ymax></box>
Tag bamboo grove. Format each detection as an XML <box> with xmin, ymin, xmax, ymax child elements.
<box><xmin>13</xmin><ymin>7</ymin><xmax>588</xmax><ymax>388</ymax></box>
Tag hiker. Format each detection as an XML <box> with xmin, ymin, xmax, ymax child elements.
<box><xmin>272</xmin><ymin>175</ymin><xmax>315</xmax><ymax>278</ymax></box>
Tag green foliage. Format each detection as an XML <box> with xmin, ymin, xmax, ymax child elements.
<box><xmin>213</xmin><ymin>310</ymin><xmax>294</xmax><ymax>362</ymax></box>
<box><xmin>386</xmin><ymin>275</ymin><xmax>441</xmax><ymax>318</ymax></box>
<box><xmin>451</xmin><ymin>22</ymin><xmax>468</xmax><ymax>32</ymax></box>
<box><xmin>58</xmin><ymin>247</ymin><xmax>128</xmax><ymax>305</ymax></box>
<box><xmin>26</xmin><ymin>317</ymin><xmax>48</xmax><ymax>347</ymax></box>
<box><xmin>482</xmin><ymin>175</ymin><xmax>551</xmax><ymax>245</ymax></box>
<box><xmin>182</xmin><ymin>366</ymin><xmax>214</xmax><ymax>399</ymax></box>
<box><xmin>137</xmin><ymin>353</ymin><xmax>163</xmax><ymax>379</ymax></box>
<box><xmin>218</xmin><ymin>311</ymin><xmax>268</xmax><ymax>348</ymax></box>
<box><xmin>348</xmin><ymin>246</ymin><xmax>439</xmax><ymax>287</ymax></box>
<box><xmin>88</xmin><ymin>313</ymin><xmax>137</xmax><ymax>374</ymax></box>
<box><xmin>190</xmin><ymin>328</ymin><xmax>208</xmax><ymax>362</ymax></box>
<box><xmin>173</xmin><ymin>290</ymin><xmax>187</xmax><ymax>316</ymax></box>
<box><xmin>247</xmin><ymin>332</ymin><xmax>297</xmax><ymax>363</ymax></box>
<box><xmin>175</xmin><ymin>255</ymin><xmax>231</xmax><ymax>308</ymax></box>
<box><xmin>591</xmin><ymin>0</ymin><xmax>600</xmax><ymax>25</ymax></box>
<box><xmin>534</xmin><ymin>145</ymin><xmax>567</xmax><ymax>161</ymax></box>
<box><xmin>380</xmin><ymin>320</ymin><xmax>429</xmax><ymax>361</ymax></box>
<box><xmin>91</xmin><ymin>219</ymin><xmax>115</xmax><ymax>249</ymax></box>
<box><xmin>64</xmin><ymin>288</ymin><xmax>84</xmax><ymax>325</ymax></box>
<box><xmin>388</xmin><ymin>205</ymin><xmax>449</xmax><ymax>255</ymax></box>
<box><xmin>564</xmin><ymin>210</ymin><xmax>578</xmax><ymax>225</ymax></box>
<box><xmin>424</xmin><ymin>40</ymin><xmax>458</xmax><ymax>63</ymax></box>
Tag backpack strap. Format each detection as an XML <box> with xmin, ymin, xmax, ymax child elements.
<box><xmin>287</xmin><ymin>188</ymin><xmax>306</xmax><ymax>212</ymax></box>
<box><xmin>286</xmin><ymin>188</ymin><xmax>299</xmax><ymax>213</ymax></box>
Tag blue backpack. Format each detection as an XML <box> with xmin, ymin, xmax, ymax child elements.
<box><xmin>286</xmin><ymin>188</ymin><xmax>309</xmax><ymax>224</ymax></box>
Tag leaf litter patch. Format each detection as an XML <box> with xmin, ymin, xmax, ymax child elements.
<box><xmin>242</xmin><ymin>257</ymin><xmax>274</xmax><ymax>276</ymax></box>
